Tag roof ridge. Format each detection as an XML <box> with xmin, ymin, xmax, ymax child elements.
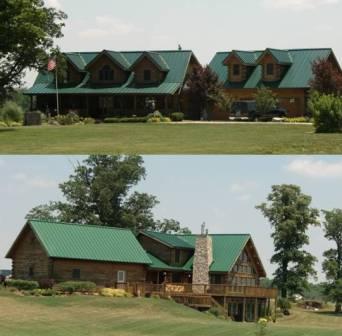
<box><xmin>29</xmin><ymin>219</ymin><xmax>132</xmax><ymax>232</ymax></box>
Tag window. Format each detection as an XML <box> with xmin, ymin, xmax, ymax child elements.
<box><xmin>233</xmin><ymin>64</ymin><xmax>240</xmax><ymax>76</ymax></box>
<box><xmin>144</xmin><ymin>70</ymin><xmax>151</xmax><ymax>81</ymax></box>
<box><xmin>99</xmin><ymin>65</ymin><xmax>114</xmax><ymax>81</ymax></box>
<box><xmin>117</xmin><ymin>270</ymin><xmax>126</xmax><ymax>284</ymax></box>
<box><xmin>266</xmin><ymin>63</ymin><xmax>274</xmax><ymax>76</ymax></box>
<box><xmin>72</xmin><ymin>269</ymin><xmax>80</xmax><ymax>280</ymax></box>
<box><xmin>175</xmin><ymin>249</ymin><xmax>181</xmax><ymax>264</ymax></box>
<box><xmin>29</xmin><ymin>266</ymin><xmax>34</xmax><ymax>277</ymax></box>
<box><xmin>210</xmin><ymin>274</ymin><xmax>223</xmax><ymax>284</ymax></box>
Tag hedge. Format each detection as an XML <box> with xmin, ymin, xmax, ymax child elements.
<box><xmin>55</xmin><ymin>281</ymin><xmax>97</xmax><ymax>294</ymax></box>
<box><xmin>6</xmin><ymin>279</ymin><xmax>39</xmax><ymax>290</ymax></box>
<box><xmin>170</xmin><ymin>112</ymin><xmax>184</xmax><ymax>122</ymax></box>
<box><xmin>104</xmin><ymin>117</ymin><xmax>147</xmax><ymax>123</ymax></box>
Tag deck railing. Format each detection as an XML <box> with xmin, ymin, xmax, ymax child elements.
<box><xmin>128</xmin><ymin>282</ymin><xmax>277</xmax><ymax>299</ymax></box>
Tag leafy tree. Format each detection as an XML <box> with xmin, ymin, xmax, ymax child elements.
<box><xmin>50</xmin><ymin>46</ymin><xmax>67</xmax><ymax>84</ymax></box>
<box><xmin>0</xmin><ymin>0</ymin><xmax>67</xmax><ymax>100</ymax></box>
<box><xmin>256</xmin><ymin>185</ymin><xmax>320</xmax><ymax>298</ymax></box>
<box><xmin>9</xmin><ymin>89</ymin><xmax>31</xmax><ymax>112</ymax></box>
<box><xmin>322</xmin><ymin>209</ymin><xmax>342</xmax><ymax>313</ymax></box>
<box><xmin>211</xmin><ymin>91</ymin><xmax>234</xmax><ymax>117</ymax></box>
<box><xmin>0</xmin><ymin>101</ymin><xmax>23</xmax><ymax>125</ymax></box>
<box><xmin>254</xmin><ymin>87</ymin><xmax>278</xmax><ymax>116</ymax></box>
<box><xmin>186</xmin><ymin>65</ymin><xmax>222</xmax><ymax>120</ymax></box>
<box><xmin>310</xmin><ymin>58</ymin><xmax>342</xmax><ymax>95</ymax></box>
<box><xmin>155</xmin><ymin>219</ymin><xmax>191</xmax><ymax>234</ymax></box>
<box><xmin>26</xmin><ymin>155</ymin><xmax>189</xmax><ymax>234</ymax></box>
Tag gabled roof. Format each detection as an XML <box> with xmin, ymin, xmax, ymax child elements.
<box><xmin>224</xmin><ymin>50</ymin><xmax>259</xmax><ymax>66</ymax></box>
<box><xmin>210</xmin><ymin>48</ymin><xmax>336</xmax><ymax>89</ymax></box>
<box><xmin>130</xmin><ymin>52</ymin><xmax>170</xmax><ymax>72</ymax></box>
<box><xmin>6</xmin><ymin>220</ymin><xmax>152</xmax><ymax>265</ymax></box>
<box><xmin>85</xmin><ymin>50</ymin><xmax>131</xmax><ymax>71</ymax></box>
<box><xmin>141</xmin><ymin>231</ymin><xmax>194</xmax><ymax>249</ymax></box>
<box><xmin>258</xmin><ymin>48</ymin><xmax>293</xmax><ymax>65</ymax></box>
<box><xmin>26</xmin><ymin>50</ymin><xmax>194</xmax><ymax>95</ymax></box>
<box><xmin>147</xmin><ymin>253</ymin><xmax>192</xmax><ymax>271</ymax></box>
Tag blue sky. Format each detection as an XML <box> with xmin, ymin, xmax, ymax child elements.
<box><xmin>25</xmin><ymin>0</ymin><xmax>342</xmax><ymax>85</ymax></box>
<box><xmin>1</xmin><ymin>155</ymin><xmax>342</xmax><ymax>282</ymax></box>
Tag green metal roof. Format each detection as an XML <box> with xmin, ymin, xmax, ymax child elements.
<box><xmin>143</xmin><ymin>231</ymin><xmax>252</xmax><ymax>273</ymax></box>
<box><xmin>9</xmin><ymin>220</ymin><xmax>152</xmax><ymax>265</ymax></box>
<box><xmin>210</xmin><ymin>48</ymin><xmax>334</xmax><ymax>89</ymax></box>
<box><xmin>130</xmin><ymin>52</ymin><xmax>170</xmax><ymax>72</ymax></box>
<box><xmin>147</xmin><ymin>253</ymin><xmax>191</xmax><ymax>271</ymax></box>
<box><xmin>142</xmin><ymin>231</ymin><xmax>194</xmax><ymax>249</ymax></box>
<box><xmin>232</xmin><ymin>50</ymin><xmax>259</xmax><ymax>65</ymax></box>
<box><xmin>26</xmin><ymin>50</ymin><xmax>194</xmax><ymax>95</ymax></box>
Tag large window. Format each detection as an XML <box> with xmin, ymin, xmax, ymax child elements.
<box><xmin>266</xmin><ymin>63</ymin><xmax>274</xmax><ymax>76</ymax></box>
<box><xmin>175</xmin><ymin>249</ymin><xmax>181</xmax><ymax>264</ymax></box>
<box><xmin>99</xmin><ymin>65</ymin><xmax>114</xmax><ymax>81</ymax></box>
<box><xmin>117</xmin><ymin>270</ymin><xmax>127</xmax><ymax>283</ymax></box>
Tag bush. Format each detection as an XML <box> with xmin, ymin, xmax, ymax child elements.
<box><xmin>38</xmin><ymin>278</ymin><xmax>55</xmax><ymax>289</ymax></box>
<box><xmin>277</xmin><ymin>297</ymin><xmax>291</xmax><ymax>315</ymax></box>
<box><xmin>104</xmin><ymin>117</ymin><xmax>147</xmax><ymax>123</ymax></box>
<box><xmin>54</xmin><ymin>112</ymin><xmax>80</xmax><ymax>125</ymax></box>
<box><xmin>284</xmin><ymin>117</ymin><xmax>311</xmax><ymax>123</ymax></box>
<box><xmin>6</xmin><ymin>279</ymin><xmax>39</xmax><ymax>291</ymax></box>
<box><xmin>0</xmin><ymin>121</ymin><xmax>7</xmax><ymax>127</ymax></box>
<box><xmin>170</xmin><ymin>112</ymin><xmax>184</xmax><ymax>122</ymax></box>
<box><xmin>83</xmin><ymin>117</ymin><xmax>96</xmax><ymax>124</ymax></box>
<box><xmin>0</xmin><ymin>101</ymin><xmax>24</xmax><ymax>126</ymax></box>
<box><xmin>56</xmin><ymin>281</ymin><xmax>96</xmax><ymax>294</ymax></box>
<box><xmin>28</xmin><ymin>288</ymin><xmax>56</xmax><ymax>296</ymax></box>
<box><xmin>208</xmin><ymin>307</ymin><xmax>220</xmax><ymax>317</ymax></box>
<box><xmin>309</xmin><ymin>93</ymin><xmax>342</xmax><ymax>133</ymax></box>
<box><xmin>99</xmin><ymin>288</ymin><xmax>132</xmax><ymax>298</ymax></box>
<box><xmin>24</xmin><ymin>111</ymin><xmax>42</xmax><ymax>126</ymax></box>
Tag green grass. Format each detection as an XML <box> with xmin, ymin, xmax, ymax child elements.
<box><xmin>0</xmin><ymin>289</ymin><xmax>341</xmax><ymax>336</ymax></box>
<box><xmin>0</xmin><ymin>123</ymin><xmax>342</xmax><ymax>154</ymax></box>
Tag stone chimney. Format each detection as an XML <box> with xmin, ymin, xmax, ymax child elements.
<box><xmin>192</xmin><ymin>223</ymin><xmax>213</xmax><ymax>290</ymax></box>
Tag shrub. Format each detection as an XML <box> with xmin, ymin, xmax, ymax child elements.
<box><xmin>55</xmin><ymin>281</ymin><xmax>96</xmax><ymax>294</ymax></box>
<box><xmin>83</xmin><ymin>117</ymin><xmax>96</xmax><ymax>124</ymax></box>
<box><xmin>0</xmin><ymin>121</ymin><xmax>7</xmax><ymax>127</ymax></box>
<box><xmin>6</xmin><ymin>279</ymin><xmax>39</xmax><ymax>291</ymax></box>
<box><xmin>104</xmin><ymin>117</ymin><xmax>147</xmax><ymax>123</ymax></box>
<box><xmin>99</xmin><ymin>288</ymin><xmax>132</xmax><ymax>298</ymax></box>
<box><xmin>170</xmin><ymin>112</ymin><xmax>184</xmax><ymax>122</ymax></box>
<box><xmin>277</xmin><ymin>297</ymin><xmax>291</xmax><ymax>315</ymax></box>
<box><xmin>208</xmin><ymin>307</ymin><xmax>220</xmax><ymax>317</ymax></box>
<box><xmin>0</xmin><ymin>101</ymin><xmax>24</xmax><ymax>126</ymax></box>
<box><xmin>254</xmin><ymin>88</ymin><xmax>278</xmax><ymax>115</ymax></box>
<box><xmin>55</xmin><ymin>112</ymin><xmax>80</xmax><ymax>125</ymax></box>
<box><xmin>309</xmin><ymin>93</ymin><xmax>342</xmax><ymax>133</ymax></box>
<box><xmin>28</xmin><ymin>288</ymin><xmax>56</xmax><ymax>296</ymax></box>
<box><xmin>24</xmin><ymin>111</ymin><xmax>42</xmax><ymax>126</ymax></box>
<box><xmin>147</xmin><ymin>111</ymin><xmax>163</xmax><ymax>120</ymax></box>
<box><xmin>284</xmin><ymin>117</ymin><xmax>311</xmax><ymax>123</ymax></box>
<box><xmin>38</xmin><ymin>278</ymin><xmax>55</xmax><ymax>289</ymax></box>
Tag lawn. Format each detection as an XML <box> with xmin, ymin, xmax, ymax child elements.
<box><xmin>0</xmin><ymin>123</ymin><xmax>342</xmax><ymax>154</ymax></box>
<box><xmin>0</xmin><ymin>289</ymin><xmax>341</xmax><ymax>336</ymax></box>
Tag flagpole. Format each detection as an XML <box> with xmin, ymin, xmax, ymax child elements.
<box><xmin>55</xmin><ymin>59</ymin><xmax>60</xmax><ymax>116</ymax></box>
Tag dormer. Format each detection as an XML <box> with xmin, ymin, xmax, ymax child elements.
<box><xmin>223</xmin><ymin>50</ymin><xmax>258</xmax><ymax>82</ymax></box>
<box><xmin>85</xmin><ymin>50</ymin><xmax>131</xmax><ymax>85</ymax></box>
<box><xmin>130</xmin><ymin>52</ymin><xmax>170</xmax><ymax>85</ymax></box>
<box><xmin>257</xmin><ymin>48</ymin><xmax>293</xmax><ymax>82</ymax></box>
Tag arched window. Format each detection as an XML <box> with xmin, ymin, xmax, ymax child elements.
<box><xmin>99</xmin><ymin>65</ymin><xmax>114</xmax><ymax>81</ymax></box>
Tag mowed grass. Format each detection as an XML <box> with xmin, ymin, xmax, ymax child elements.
<box><xmin>0</xmin><ymin>289</ymin><xmax>341</xmax><ymax>336</ymax></box>
<box><xmin>0</xmin><ymin>123</ymin><xmax>342</xmax><ymax>154</ymax></box>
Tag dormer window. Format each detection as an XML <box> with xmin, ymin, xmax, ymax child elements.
<box><xmin>99</xmin><ymin>65</ymin><xmax>114</xmax><ymax>81</ymax></box>
<box><xmin>144</xmin><ymin>70</ymin><xmax>152</xmax><ymax>81</ymax></box>
<box><xmin>233</xmin><ymin>64</ymin><xmax>240</xmax><ymax>76</ymax></box>
<box><xmin>266</xmin><ymin>63</ymin><xmax>274</xmax><ymax>76</ymax></box>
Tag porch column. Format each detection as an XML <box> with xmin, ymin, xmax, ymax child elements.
<box><xmin>164</xmin><ymin>95</ymin><xmax>169</xmax><ymax>114</ymax></box>
<box><xmin>30</xmin><ymin>96</ymin><xmax>33</xmax><ymax>111</ymax></box>
<box><xmin>86</xmin><ymin>96</ymin><xmax>89</xmax><ymax>116</ymax></box>
<box><xmin>134</xmin><ymin>95</ymin><xmax>137</xmax><ymax>113</ymax></box>
<box><xmin>242</xmin><ymin>298</ymin><xmax>246</xmax><ymax>322</ymax></box>
<box><xmin>254</xmin><ymin>298</ymin><xmax>258</xmax><ymax>322</ymax></box>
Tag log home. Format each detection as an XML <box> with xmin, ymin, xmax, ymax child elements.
<box><xmin>209</xmin><ymin>48</ymin><xmax>342</xmax><ymax>118</ymax></box>
<box><xmin>25</xmin><ymin>50</ymin><xmax>200</xmax><ymax>118</ymax></box>
<box><xmin>6</xmin><ymin>220</ymin><xmax>277</xmax><ymax>322</ymax></box>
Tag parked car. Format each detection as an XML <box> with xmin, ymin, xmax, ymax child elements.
<box><xmin>229</xmin><ymin>101</ymin><xmax>287</xmax><ymax>121</ymax></box>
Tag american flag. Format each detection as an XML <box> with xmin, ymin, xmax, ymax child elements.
<box><xmin>47</xmin><ymin>58</ymin><xmax>56</xmax><ymax>72</ymax></box>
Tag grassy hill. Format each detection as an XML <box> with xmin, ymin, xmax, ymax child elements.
<box><xmin>0</xmin><ymin>288</ymin><xmax>341</xmax><ymax>336</ymax></box>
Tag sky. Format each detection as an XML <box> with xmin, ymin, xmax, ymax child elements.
<box><xmin>24</xmin><ymin>0</ymin><xmax>342</xmax><ymax>86</ymax></box>
<box><xmin>1</xmin><ymin>155</ymin><xmax>342</xmax><ymax>282</ymax></box>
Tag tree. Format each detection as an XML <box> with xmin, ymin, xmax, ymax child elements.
<box><xmin>254</xmin><ymin>87</ymin><xmax>278</xmax><ymax>117</ymax></box>
<box><xmin>256</xmin><ymin>185</ymin><xmax>320</xmax><ymax>299</ymax></box>
<box><xmin>50</xmin><ymin>46</ymin><xmax>68</xmax><ymax>84</ymax></box>
<box><xmin>322</xmin><ymin>209</ymin><xmax>342</xmax><ymax>313</ymax></box>
<box><xmin>0</xmin><ymin>0</ymin><xmax>67</xmax><ymax>100</ymax></box>
<box><xmin>155</xmin><ymin>219</ymin><xmax>191</xmax><ymax>234</ymax></box>
<box><xmin>186</xmin><ymin>65</ymin><xmax>222</xmax><ymax>120</ymax></box>
<box><xmin>212</xmin><ymin>91</ymin><xmax>234</xmax><ymax>117</ymax></box>
<box><xmin>26</xmin><ymin>155</ymin><xmax>189</xmax><ymax>234</ymax></box>
<box><xmin>310</xmin><ymin>58</ymin><xmax>342</xmax><ymax>95</ymax></box>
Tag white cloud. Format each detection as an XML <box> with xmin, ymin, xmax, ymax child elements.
<box><xmin>45</xmin><ymin>0</ymin><xmax>62</xmax><ymax>9</ymax></box>
<box><xmin>287</xmin><ymin>159</ymin><xmax>342</xmax><ymax>178</ymax></box>
<box><xmin>12</xmin><ymin>173</ymin><xmax>57</xmax><ymax>189</ymax></box>
<box><xmin>79</xmin><ymin>16</ymin><xmax>142</xmax><ymax>39</ymax></box>
<box><xmin>230</xmin><ymin>181</ymin><xmax>257</xmax><ymax>202</ymax></box>
<box><xmin>262</xmin><ymin>0</ymin><xmax>340</xmax><ymax>10</ymax></box>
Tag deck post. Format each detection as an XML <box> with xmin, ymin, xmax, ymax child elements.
<box><xmin>134</xmin><ymin>95</ymin><xmax>137</xmax><ymax>113</ymax></box>
<box><xmin>254</xmin><ymin>298</ymin><xmax>258</xmax><ymax>322</ymax></box>
<box><xmin>86</xmin><ymin>95</ymin><xmax>89</xmax><ymax>116</ymax></box>
<box><xmin>30</xmin><ymin>95</ymin><xmax>33</xmax><ymax>111</ymax></box>
<box><xmin>242</xmin><ymin>298</ymin><xmax>246</xmax><ymax>322</ymax></box>
<box><xmin>164</xmin><ymin>95</ymin><xmax>169</xmax><ymax>115</ymax></box>
<box><xmin>274</xmin><ymin>297</ymin><xmax>277</xmax><ymax>322</ymax></box>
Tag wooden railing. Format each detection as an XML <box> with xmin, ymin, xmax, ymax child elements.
<box><xmin>129</xmin><ymin>283</ymin><xmax>277</xmax><ymax>299</ymax></box>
